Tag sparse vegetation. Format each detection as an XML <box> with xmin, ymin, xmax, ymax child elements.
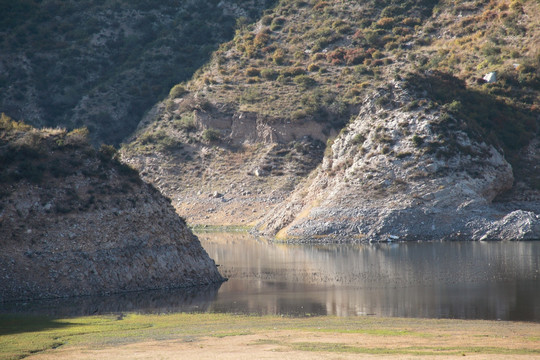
<box><xmin>0</xmin><ymin>0</ymin><xmax>271</xmax><ymax>145</ymax></box>
<box><xmin>404</xmin><ymin>71</ymin><xmax>538</xmax><ymax>158</ymax></box>
<box><xmin>0</xmin><ymin>114</ymin><xmax>147</xmax><ymax>200</ymax></box>
<box><xmin>119</xmin><ymin>0</ymin><xmax>540</xmax><ymax>227</ymax></box>
<box><xmin>173</xmin><ymin>112</ymin><xmax>197</xmax><ymax>131</ymax></box>
<box><xmin>169</xmin><ymin>84</ymin><xmax>187</xmax><ymax>99</ymax></box>
<box><xmin>1</xmin><ymin>313</ymin><xmax>538</xmax><ymax>360</ymax></box>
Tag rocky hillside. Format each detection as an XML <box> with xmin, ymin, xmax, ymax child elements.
<box><xmin>256</xmin><ymin>77</ymin><xmax>540</xmax><ymax>241</ymax></box>
<box><xmin>0</xmin><ymin>0</ymin><xmax>274</xmax><ymax>145</ymax></box>
<box><xmin>0</xmin><ymin>115</ymin><xmax>223</xmax><ymax>301</ymax></box>
<box><xmin>122</xmin><ymin>0</ymin><xmax>540</xmax><ymax>241</ymax></box>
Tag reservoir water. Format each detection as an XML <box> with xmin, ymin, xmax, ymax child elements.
<box><xmin>2</xmin><ymin>232</ymin><xmax>540</xmax><ymax>321</ymax></box>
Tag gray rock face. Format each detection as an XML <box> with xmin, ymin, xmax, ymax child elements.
<box><xmin>476</xmin><ymin>210</ymin><xmax>540</xmax><ymax>241</ymax></box>
<box><xmin>255</xmin><ymin>83</ymin><xmax>540</xmax><ymax>242</ymax></box>
<box><xmin>0</xmin><ymin>130</ymin><xmax>224</xmax><ymax>302</ymax></box>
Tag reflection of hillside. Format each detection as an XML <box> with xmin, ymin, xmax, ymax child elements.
<box><xmin>199</xmin><ymin>233</ymin><xmax>539</xmax><ymax>286</ymax></box>
<box><xmin>6</xmin><ymin>235</ymin><xmax>537</xmax><ymax>321</ymax></box>
<box><xmin>199</xmin><ymin>233</ymin><xmax>540</xmax><ymax>320</ymax></box>
<box><xmin>0</xmin><ymin>284</ymin><xmax>221</xmax><ymax>317</ymax></box>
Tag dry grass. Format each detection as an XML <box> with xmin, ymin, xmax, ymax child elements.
<box><xmin>2</xmin><ymin>313</ymin><xmax>539</xmax><ymax>360</ymax></box>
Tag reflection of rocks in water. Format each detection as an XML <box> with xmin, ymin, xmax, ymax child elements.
<box><xmin>199</xmin><ymin>232</ymin><xmax>540</xmax><ymax>321</ymax></box>
<box><xmin>201</xmin><ymin>233</ymin><xmax>539</xmax><ymax>286</ymax></box>
<box><xmin>0</xmin><ymin>283</ymin><xmax>221</xmax><ymax>317</ymax></box>
<box><xmin>4</xmin><ymin>233</ymin><xmax>539</xmax><ymax>322</ymax></box>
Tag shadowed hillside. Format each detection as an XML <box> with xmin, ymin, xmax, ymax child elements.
<box><xmin>0</xmin><ymin>0</ymin><xmax>275</xmax><ymax>145</ymax></box>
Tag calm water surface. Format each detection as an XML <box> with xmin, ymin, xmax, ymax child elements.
<box><xmin>201</xmin><ymin>233</ymin><xmax>540</xmax><ymax>321</ymax></box>
<box><xmin>2</xmin><ymin>232</ymin><xmax>539</xmax><ymax>321</ymax></box>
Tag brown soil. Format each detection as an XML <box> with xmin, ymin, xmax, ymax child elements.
<box><xmin>26</xmin><ymin>324</ymin><xmax>540</xmax><ymax>360</ymax></box>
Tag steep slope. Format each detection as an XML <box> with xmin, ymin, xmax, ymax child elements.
<box><xmin>123</xmin><ymin>0</ymin><xmax>540</xmax><ymax>240</ymax></box>
<box><xmin>0</xmin><ymin>115</ymin><xmax>223</xmax><ymax>301</ymax></box>
<box><xmin>256</xmin><ymin>77</ymin><xmax>540</xmax><ymax>241</ymax></box>
<box><xmin>0</xmin><ymin>0</ymin><xmax>273</xmax><ymax>145</ymax></box>
<box><xmin>121</xmin><ymin>0</ymin><xmax>436</xmax><ymax>224</ymax></box>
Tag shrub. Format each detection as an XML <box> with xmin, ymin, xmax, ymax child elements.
<box><xmin>270</xmin><ymin>17</ymin><xmax>286</xmax><ymax>31</ymax></box>
<box><xmin>332</xmin><ymin>20</ymin><xmax>351</xmax><ymax>34</ymax></box>
<box><xmin>240</xmin><ymin>87</ymin><xmax>261</xmax><ymax>103</ymax></box>
<box><xmin>98</xmin><ymin>144</ymin><xmax>117</xmax><ymax>161</ymax></box>
<box><xmin>254</xmin><ymin>30</ymin><xmax>270</xmax><ymax>48</ymax></box>
<box><xmin>261</xmin><ymin>44</ymin><xmax>276</xmax><ymax>53</ymax></box>
<box><xmin>392</xmin><ymin>26</ymin><xmax>412</xmax><ymax>36</ymax></box>
<box><xmin>272</xmin><ymin>48</ymin><xmax>286</xmax><ymax>65</ymax></box>
<box><xmin>291</xmin><ymin>109</ymin><xmax>308</xmax><ymax>120</ymax></box>
<box><xmin>246</xmin><ymin>67</ymin><xmax>261</xmax><ymax>77</ymax></box>
<box><xmin>311</xmin><ymin>53</ymin><xmax>326</xmax><ymax>61</ymax></box>
<box><xmin>294</xmin><ymin>75</ymin><xmax>316</xmax><ymax>89</ymax></box>
<box><xmin>261</xmin><ymin>15</ymin><xmax>272</xmax><ymax>26</ymax></box>
<box><xmin>281</xmin><ymin>67</ymin><xmax>305</xmax><ymax>77</ymax></box>
<box><xmin>376</xmin><ymin>17</ymin><xmax>396</xmax><ymax>29</ymax></box>
<box><xmin>261</xmin><ymin>68</ymin><xmax>279</xmax><ymax>80</ymax></box>
<box><xmin>202</xmin><ymin>128</ymin><xmax>221</xmax><ymax>142</ymax></box>
<box><xmin>173</xmin><ymin>112</ymin><xmax>196</xmax><ymax>131</ymax></box>
<box><xmin>344</xmin><ymin>49</ymin><xmax>366</xmax><ymax>65</ymax></box>
<box><xmin>169</xmin><ymin>84</ymin><xmax>187</xmax><ymax>98</ymax></box>
<box><xmin>326</xmin><ymin>48</ymin><xmax>347</xmax><ymax>65</ymax></box>
<box><xmin>396</xmin><ymin>151</ymin><xmax>412</xmax><ymax>159</ymax></box>
<box><xmin>412</xmin><ymin>134</ymin><xmax>424</xmax><ymax>147</ymax></box>
<box><xmin>352</xmin><ymin>29</ymin><xmax>364</xmax><ymax>42</ymax></box>
<box><xmin>290</xmin><ymin>67</ymin><xmax>305</xmax><ymax>76</ymax></box>
<box><xmin>446</xmin><ymin>100</ymin><xmax>463</xmax><ymax>113</ymax></box>
<box><xmin>402</xmin><ymin>17</ymin><xmax>421</xmax><ymax>26</ymax></box>
<box><xmin>139</xmin><ymin>129</ymin><xmax>180</xmax><ymax>151</ymax></box>
<box><xmin>65</xmin><ymin>127</ymin><xmax>90</xmax><ymax>146</ymax></box>
<box><xmin>313</xmin><ymin>1</ymin><xmax>329</xmax><ymax>10</ymax></box>
<box><xmin>381</xmin><ymin>5</ymin><xmax>400</xmax><ymax>17</ymax></box>
<box><xmin>0</xmin><ymin>113</ymin><xmax>31</xmax><ymax>132</ymax></box>
<box><xmin>351</xmin><ymin>133</ymin><xmax>366</xmax><ymax>145</ymax></box>
<box><xmin>307</xmin><ymin>63</ymin><xmax>320</xmax><ymax>72</ymax></box>
<box><xmin>364</xmin><ymin>29</ymin><xmax>385</xmax><ymax>47</ymax></box>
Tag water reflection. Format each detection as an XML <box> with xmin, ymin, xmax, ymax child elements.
<box><xmin>200</xmin><ymin>233</ymin><xmax>540</xmax><ymax>321</ymax></box>
<box><xmin>0</xmin><ymin>283</ymin><xmax>221</xmax><ymax>317</ymax></box>
<box><xmin>2</xmin><ymin>233</ymin><xmax>539</xmax><ymax>321</ymax></box>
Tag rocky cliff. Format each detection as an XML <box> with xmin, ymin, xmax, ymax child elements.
<box><xmin>0</xmin><ymin>116</ymin><xmax>223</xmax><ymax>302</ymax></box>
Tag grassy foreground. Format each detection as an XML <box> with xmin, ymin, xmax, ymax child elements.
<box><xmin>1</xmin><ymin>313</ymin><xmax>539</xmax><ymax>359</ymax></box>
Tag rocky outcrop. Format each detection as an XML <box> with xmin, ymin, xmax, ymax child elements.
<box><xmin>0</xmin><ymin>121</ymin><xmax>224</xmax><ymax>302</ymax></box>
<box><xmin>255</xmin><ymin>80</ymin><xmax>540</xmax><ymax>242</ymax></box>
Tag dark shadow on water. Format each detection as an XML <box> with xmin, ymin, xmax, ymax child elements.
<box><xmin>0</xmin><ymin>282</ymin><xmax>222</xmax><ymax>318</ymax></box>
